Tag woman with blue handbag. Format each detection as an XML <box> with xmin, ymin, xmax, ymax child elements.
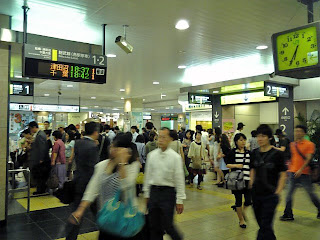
<box><xmin>68</xmin><ymin>133</ymin><xmax>144</xmax><ymax>239</ymax></box>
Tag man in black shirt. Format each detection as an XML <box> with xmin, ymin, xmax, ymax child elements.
<box><xmin>249</xmin><ymin>124</ymin><xmax>287</xmax><ymax>240</ymax></box>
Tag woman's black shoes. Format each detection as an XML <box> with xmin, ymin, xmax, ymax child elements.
<box><xmin>239</xmin><ymin>223</ymin><xmax>247</xmax><ymax>228</ymax></box>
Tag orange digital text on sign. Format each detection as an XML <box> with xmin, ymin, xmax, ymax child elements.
<box><xmin>50</xmin><ymin>63</ymin><xmax>69</xmax><ymax>77</ymax></box>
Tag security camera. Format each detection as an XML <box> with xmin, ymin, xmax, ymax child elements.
<box><xmin>115</xmin><ymin>36</ymin><xmax>133</xmax><ymax>54</ymax></box>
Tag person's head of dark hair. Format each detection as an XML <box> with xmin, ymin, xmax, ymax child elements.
<box><xmin>295</xmin><ymin>125</ymin><xmax>307</xmax><ymax>133</ymax></box>
<box><xmin>28</xmin><ymin>121</ymin><xmax>38</xmax><ymax>129</ymax></box>
<box><xmin>169</xmin><ymin>130</ymin><xmax>178</xmax><ymax>141</ymax></box>
<box><xmin>214</xmin><ymin>127</ymin><xmax>222</xmax><ymax>142</ymax></box>
<box><xmin>126</xmin><ymin>132</ymin><xmax>133</xmax><ymax>141</ymax></box>
<box><xmin>142</xmin><ymin>127</ymin><xmax>146</xmax><ymax>133</ymax></box>
<box><xmin>207</xmin><ymin>129</ymin><xmax>214</xmax><ymax>135</ymax></box>
<box><xmin>195</xmin><ymin>131</ymin><xmax>202</xmax><ymax>139</ymax></box>
<box><xmin>185</xmin><ymin>130</ymin><xmax>192</xmax><ymax>140</ymax></box>
<box><xmin>131</xmin><ymin>126</ymin><xmax>138</xmax><ymax>130</ymax></box>
<box><xmin>149</xmin><ymin>131</ymin><xmax>157</xmax><ymax>141</ymax></box>
<box><xmin>234</xmin><ymin>133</ymin><xmax>247</xmax><ymax>149</ymax></box>
<box><xmin>196</xmin><ymin>125</ymin><xmax>203</xmax><ymax>132</ymax></box>
<box><xmin>251</xmin><ymin>130</ymin><xmax>257</xmax><ymax>138</ymax></box>
<box><xmin>52</xmin><ymin>130</ymin><xmax>62</xmax><ymax>139</ymax></box>
<box><xmin>146</xmin><ymin>122</ymin><xmax>154</xmax><ymax>130</ymax></box>
<box><xmin>115</xmin><ymin>126</ymin><xmax>120</xmax><ymax>131</ymax></box>
<box><xmin>113</xmin><ymin>133</ymin><xmax>139</xmax><ymax>164</ymax></box>
<box><xmin>275</xmin><ymin>129</ymin><xmax>283</xmax><ymax>137</ymax></box>
<box><xmin>136</xmin><ymin>134</ymin><xmax>145</xmax><ymax>143</ymax></box>
<box><xmin>221</xmin><ymin>134</ymin><xmax>231</xmax><ymax>149</ymax></box>
<box><xmin>44</xmin><ymin>130</ymin><xmax>52</xmax><ymax>136</ymax></box>
<box><xmin>21</xmin><ymin>128</ymin><xmax>31</xmax><ymax>137</ymax></box>
<box><xmin>99</xmin><ymin>124</ymin><xmax>104</xmax><ymax>133</ymax></box>
<box><xmin>44</xmin><ymin>121</ymin><xmax>50</xmax><ymax>124</ymax></box>
<box><xmin>256</xmin><ymin>124</ymin><xmax>273</xmax><ymax>139</ymax></box>
<box><xmin>67</xmin><ymin>131</ymin><xmax>75</xmax><ymax>142</ymax></box>
<box><xmin>85</xmin><ymin>122</ymin><xmax>99</xmax><ymax>136</ymax></box>
<box><xmin>136</xmin><ymin>129</ymin><xmax>140</xmax><ymax>134</ymax></box>
<box><xmin>104</xmin><ymin>124</ymin><xmax>111</xmax><ymax>131</ymax></box>
<box><xmin>237</xmin><ymin>122</ymin><xmax>245</xmax><ymax>130</ymax></box>
<box><xmin>181</xmin><ymin>127</ymin><xmax>186</xmax><ymax>132</ymax></box>
<box><xmin>68</xmin><ymin>124</ymin><xmax>77</xmax><ymax>131</ymax></box>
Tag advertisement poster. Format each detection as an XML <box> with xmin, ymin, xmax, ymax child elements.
<box><xmin>222</xmin><ymin>119</ymin><xmax>235</xmax><ymax>133</ymax></box>
<box><xmin>131</xmin><ymin>112</ymin><xmax>143</xmax><ymax>130</ymax></box>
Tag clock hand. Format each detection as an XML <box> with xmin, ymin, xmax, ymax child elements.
<box><xmin>289</xmin><ymin>45</ymin><xmax>299</xmax><ymax>66</ymax></box>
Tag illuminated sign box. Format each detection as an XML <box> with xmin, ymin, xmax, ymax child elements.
<box><xmin>264</xmin><ymin>82</ymin><xmax>289</xmax><ymax>98</ymax></box>
<box><xmin>143</xmin><ymin>115</ymin><xmax>152</xmax><ymax>120</ymax></box>
<box><xmin>23</xmin><ymin>44</ymin><xmax>107</xmax><ymax>84</ymax></box>
<box><xmin>219</xmin><ymin>81</ymin><xmax>264</xmax><ymax>94</ymax></box>
<box><xmin>221</xmin><ymin>91</ymin><xmax>276</xmax><ymax>105</ymax></box>
<box><xmin>188</xmin><ymin>93</ymin><xmax>212</xmax><ymax>104</ymax></box>
<box><xmin>10</xmin><ymin>81</ymin><xmax>34</xmax><ymax>96</ymax></box>
<box><xmin>10</xmin><ymin>103</ymin><xmax>80</xmax><ymax>113</ymax></box>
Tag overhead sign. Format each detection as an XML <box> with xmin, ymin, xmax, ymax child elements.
<box><xmin>221</xmin><ymin>91</ymin><xmax>276</xmax><ymax>105</ymax></box>
<box><xmin>143</xmin><ymin>115</ymin><xmax>152</xmax><ymax>120</ymax></box>
<box><xmin>161</xmin><ymin>115</ymin><xmax>178</xmax><ymax>121</ymax></box>
<box><xmin>278</xmin><ymin>86</ymin><xmax>294</xmax><ymax>141</ymax></box>
<box><xmin>212</xmin><ymin>95</ymin><xmax>222</xmax><ymax>128</ymax></box>
<box><xmin>23</xmin><ymin>44</ymin><xmax>107</xmax><ymax>84</ymax></box>
<box><xmin>184</xmin><ymin>104</ymin><xmax>212</xmax><ymax>112</ymax></box>
<box><xmin>220</xmin><ymin>81</ymin><xmax>264</xmax><ymax>94</ymax></box>
<box><xmin>10</xmin><ymin>81</ymin><xmax>34</xmax><ymax>96</ymax></box>
<box><xmin>264</xmin><ymin>82</ymin><xmax>289</xmax><ymax>98</ymax></box>
<box><xmin>188</xmin><ymin>93</ymin><xmax>212</xmax><ymax>105</ymax></box>
<box><xmin>10</xmin><ymin>103</ymin><xmax>79</xmax><ymax>113</ymax></box>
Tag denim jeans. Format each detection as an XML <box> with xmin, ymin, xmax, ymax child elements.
<box><xmin>284</xmin><ymin>172</ymin><xmax>320</xmax><ymax>216</ymax></box>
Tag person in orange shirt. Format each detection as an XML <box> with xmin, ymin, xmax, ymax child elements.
<box><xmin>280</xmin><ymin>125</ymin><xmax>320</xmax><ymax>221</ymax></box>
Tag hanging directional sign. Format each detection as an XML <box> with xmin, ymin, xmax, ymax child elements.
<box><xmin>264</xmin><ymin>82</ymin><xmax>289</xmax><ymax>98</ymax></box>
<box><xmin>188</xmin><ymin>93</ymin><xmax>212</xmax><ymax>105</ymax></box>
<box><xmin>10</xmin><ymin>81</ymin><xmax>34</xmax><ymax>96</ymax></box>
<box><xmin>212</xmin><ymin>95</ymin><xmax>222</xmax><ymax>128</ymax></box>
<box><xmin>278</xmin><ymin>86</ymin><xmax>294</xmax><ymax>141</ymax></box>
<box><xmin>23</xmin><ymin>44</ymin><xmax>107</xmax><ymax>84</ymax></box>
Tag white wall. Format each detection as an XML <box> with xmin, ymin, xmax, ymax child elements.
<box><xmin>190</xmin><ymin>111</ymin><xmax>212</xmax><ymax>130</ymax></box>
<box><xmin>260</xmin><ymin>102</ymin><xmax>278</xmax><ymax>124</ymax></box>
<box><xmin>235</xmin><ymin>104</ymin><xmax>260</xmax><ymax>138</ymax></box>
<box><xmin>294</xmin><ymin>78</ymin><xmax>320</xmax><ymax>101</ymax></box>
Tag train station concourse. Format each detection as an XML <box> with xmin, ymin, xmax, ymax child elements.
<box><xmin>1</xmin><ymin>1</ymin><xmax>320</xmax><ymax>240</ymax></box>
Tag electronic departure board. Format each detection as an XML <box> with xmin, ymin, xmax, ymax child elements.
<box><xmin>23</xmin><ymin>44</ymin><xmax>107</xmax><ymax>84</ymax></box>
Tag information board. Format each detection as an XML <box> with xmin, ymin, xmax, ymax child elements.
<box><xmin>264</xmin><ymin>82</ymin><xmax>289</xmax><ymax>98</ymax></box>
<box><xmin>10</xmin><ymin>103</ymin><xmax>80</xmax><ymax>113</ymax></box>
<box><xmin>23</xmin><ymin>44</ymin><xmax>107</xmax><ymax>84</ymax></box>
<box><xmin>188</xmin><ymin>93</ymin><xmax>212</xmax><ymax>104</ymax></box>
<box><xmin>10</xmin><ymin>81</ymin><xmax>34</xmax><ymax>96</ymax></box>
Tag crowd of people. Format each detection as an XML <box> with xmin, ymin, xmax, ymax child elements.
<box><xmin>11</xmin><ymin>120</ymin><xmax>320</xmax><ymax>240</ymax></box>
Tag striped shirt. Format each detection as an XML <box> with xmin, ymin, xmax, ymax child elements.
<box><xmin>234</xmin><ymin>150</ymin><xmax>251</xmax><ymax>181</ymax></box>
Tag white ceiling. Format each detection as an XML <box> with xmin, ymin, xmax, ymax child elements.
<box><xmin>1</xmin><ymin>0</ymin><xmax>319</xmax><ymax>112</ymax></box>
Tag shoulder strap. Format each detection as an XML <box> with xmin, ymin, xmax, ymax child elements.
<box><xmin>255</xmin><ymin>148</ymin><xmax>278</xmax><ymax>165</ymax></box>
<box><xmin>99</xmin><ymin>135</ymin><xmax>105</xmax><ymax>156</ymax></box>
<box><xmin>295</xmin><ymin>142</ymin><xmax>307</xmax><ymax>160</ymax></box>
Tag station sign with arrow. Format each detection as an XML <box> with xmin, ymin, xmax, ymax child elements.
<box><xmin>278</xmin><ymin>86</ymin><xmax>294</xmax><ymax>141</ymax></box>
<box><xmin>212</xmin><ymin>95</ymin><xmax>222</xmax><ymax>128</ymax></box>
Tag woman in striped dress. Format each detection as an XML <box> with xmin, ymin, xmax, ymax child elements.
<box><xmin>225</xmin><ymin>133</ymin><xmax>252</xmax><ymax>229</ymax></box>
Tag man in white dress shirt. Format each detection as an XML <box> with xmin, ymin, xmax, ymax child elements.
<box><xmin>143</xmin><ymin>127</ymin><xmax>186</xmax><ymax>240</ymax></box>
<box><xmin>131</xmin><ymin>126</ymin><xmax>139</xmax><ymax>142</ymax></box>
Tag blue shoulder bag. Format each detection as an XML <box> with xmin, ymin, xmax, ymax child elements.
<box><xmin>97</xmin><ymin>189</ymin><xmax>145</xmax><ymax>237</ymax></box>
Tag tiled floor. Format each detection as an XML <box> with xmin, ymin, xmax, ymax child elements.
<box><xmin>2</xmin><ymin>173</ymin><xmax>320</xmax><ymax>240</ymax></box>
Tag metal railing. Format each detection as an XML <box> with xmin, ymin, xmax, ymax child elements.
<box><xmin>8</xmin><ymin>169</ymin><xmax>30</xmax><ymax>213</ymax></box>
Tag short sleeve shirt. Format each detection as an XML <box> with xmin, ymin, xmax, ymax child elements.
<box><xmin>289</xmin><ymin>140</ymin><xmax>315</xmax><ymax>175</ymax></box>
<box><xmin>52</xmin><ymin>139</ymin><xmax>66</xmax><ymax>164</ymax></box>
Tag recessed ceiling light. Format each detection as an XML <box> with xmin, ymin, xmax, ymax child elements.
<box><xmin>153</xmin><ymin>81</ymin><xmax>160</xmax><ymax>85</ymax></box>
<box><xmin>113</xmin><ymin>108</ymin><xmax>119</xmax><ymax>110</ymax></box>
<box><xmin>67</xmin><ymin>85</ymin><xmax>73</xmax><ymax>88</ymax></box>
<box><xmin>143</xmin><ymin>99</ymin><xmax>145</xmax><ymax>101</ymax></box>
<box><xmin>256</xmin><ymin>45</ymin><xmax>268</xmax><ymax>50</ymax></box>
<box><xmin>121</xmin><ymin>97</ymin><xmax>124</xmax><ymax>100</ymax></box>
<box><xmin>165</xmin><ymin>107</ymin><xmax>170</xmax><ymax>109</ymax></box>
<box><xmin>91</xmin><ymin>96</ymin><xmax>96</xmax><ymax>99</ymax></box>
<box><xmin>15</xmin><ymin>75</ymin><xmax>22</xmax><ymax>78</ymax></box>
<box><xmin>151</xmin><ymin>108</ymin><xmax>155</xmax><ymax>111</ymax></box>
<box><xmin>106</xmin><ymin>54</ymin><xmax>117</xmax><ymax>58</ymax></box>
<box><xmin>94</xmin><ymin>106</ymin><xmax>99</xmax><ymax>108</ymax></box>
<box><xmin>178</xmin><ymin>65</ymin><xmax>187</xmax><ymax>69</ymax></box>
<box><xmin>213</xmin><ymin>90</ymin><xmax>219</xmax><ymax>94</ymax></box>
<box><xmin>81</xmin><ymin>107</ymin><xmax>88</xmax><ymax>109</ymax></box>
<box><xmin>44</xmin><ymin>94</ymin><xmax>50</xmax><ymax>97</ymax></box>
<box><xmin>175</xmin><ymin>20</ymin><xmax>189</xmax><ymax>30</ymax></box>
<box><xmin>120</xmin><ymin>89</ymin><xmax>125</xmax><ymax>92</ymax></box>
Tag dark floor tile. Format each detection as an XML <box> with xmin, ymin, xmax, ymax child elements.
<box><xmin>49</xmin><ymin>206</ymin><xmax>71</xmax><ymax>218</ymax></box>
<box><xmin>28</xmin><ymin>212</ymin><xmax>57</xmax><ymax>222</ymax></box>
<box><xmin>6</xmin><ymin>213</ymin><xmax>33</xmax><ymax>224</ymax></box>
<box><xmin>2</xmin><ymin>228</ymin><xmax>51</xmax><ymax>240</ymax></box>
<box><xmin>79</xmin><ymin>226</ymin><xmax>98</xmax><ymax>235</ymax></box>
<box><xmin>1</xmin><ymin>222</ymin><xmax>39</xmax><ymax>233</ymax></box>
<box><xmin>37</xmin><ymin>218</ymin><xmax>65</xmax><ymax>229</ymax></box>
<box><xmin>81</xmin><ymin>218</ymin><xmax>97</xmax><ymax>229</ymax></box>
<box><xmin>41</xmin><ymin>223</ymin><xmax>66</xmax><ymax>239</ymax></box>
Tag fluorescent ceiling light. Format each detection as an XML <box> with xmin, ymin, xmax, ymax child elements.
<box><xmin>15</xmin><ymin>75</ymin><xmax>22</xmax><ymax>78</ymax></box>
<box><xmin>67</xmin><ymin>85</ymin><xmax>73</xmax><ymax>88</ymax></box>
<box><xmin>178</xmin><ymin>65</ymin><xmax>187</xmax><ymax>69</ymax></box>
<box><xmin>153</xmin><ymin>81</ymin><xmax>160</xmax><ymax>85</ymax></box>
<box><xmin>106</xmin><ymin>54</ymin><xmax>117</xmax><ymax>58</ymax></box>
<box><xmin>113</xmin><ymin>108</ymin><xmax>119</xmax><ymax>110</ymax></box>
<box><xmin>151</xmin><ymin>108</ymin><xmax>155</xmax><ymax>111</ymax></box>
<box><xmin>81</xmin><ymin>107</ymin><xmax>88</xmax><ymax>109</ymax></box>
<box><xmin>143</xmin><ymin>99</ymin><xmax>145</xmax><ymax>101</ymax></box>
<box><xmin>44</xmin><ymin>94</ymin><xmax>50</xmax><ymax>97</ymax></box>
<box><xmin>175</xmin><ymin>20</ymin><xmax>189</xmax><ymax>30</ymax></box>
<box><xmin>91</xmin><ymin>96</ymin><xmax>96</xmax><ymax>99</ymax></box>
<box><xmin>256</xmin><ymin>45</ymin><xmax>268</xmax><ymax>50</ymax></box>
<box><xmin>120</xmin><ymin>89</ymin><xmax>126</xmax><ymax>92</ymax></box>
<box><xmin>213</xmin><ymin>90</ymin><xmax>219</xmax><ymax>94</ymax></box>
<box><xmin>94</xmin><ymin>106</ymin><xmax>99</xmax><ymax>108</ymax></box>
<box><xmin>165</xmin><ymin>107</ymin><xmax>170</xmax><ymax>109</ymax></box>
<box><xmin>121</xmin><ymin>97</ymin><xmax>124</xmax><ymax>100</ymax></box>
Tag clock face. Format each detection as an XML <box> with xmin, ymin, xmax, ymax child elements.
<box><xmin>276</xmin><ymin>26</ymin><xmax>318</xmax><ymax>71</ymax></box>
